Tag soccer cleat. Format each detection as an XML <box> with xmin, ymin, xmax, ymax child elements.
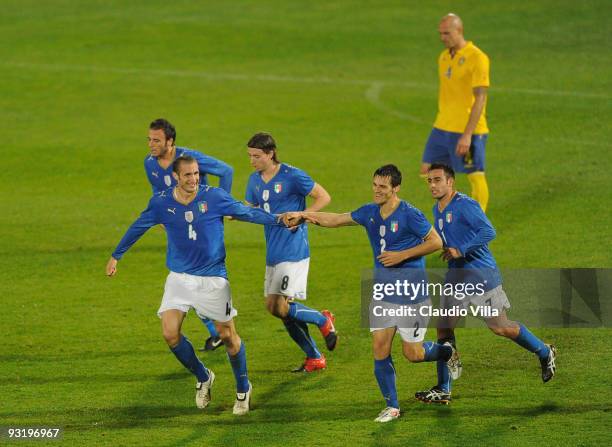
<box><xmin>374</xmin><ymin>407</ymin><xmax>400</xmax><ymax>422</ymax></box>
<box><xmin>540</xmin><ymin>344</ymin><xmax>557</xmax><ymax>383</ymax></box>
<box><xmin>199</xmin><ymin>336</ymin><xmax>224</xmax><ymax>352</ymax></box>
<box><xmin>292</xmin><ymin>355</ymin><xmax>327</xmax><ymax>373</ymax></box>
<box><xmin>444</xmin><ymin>341</ymin><xmax>462</xmax><ymax>380</ymax></box>
<box><xmin>233</xmin><ymin>382</ymin><xmax>252</xmax><ymax>415</ymax></box>
<box><xmin>319</xmin><ymin>310</ymin><xmax>338</xmax><ymax>351</ymax></box>
<box><xmin>415</xmin><ymin>387</ymin><xmax>451</xmax><ymax>405</ymax></box>
<box><xmin>195</xmin><ymin>369</ymin><xmax>215</xmax><ymax>409</ymax></box>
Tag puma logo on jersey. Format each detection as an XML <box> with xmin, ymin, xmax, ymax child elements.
<box><xmin>167</xmin><ymin>208</ymin><xmax>176</xmax><ymax>214</ymax></box>
<box><xmin>151</xmin><ymin>171</ymin><xmax>159</xmax><ymax>178</ymax></box>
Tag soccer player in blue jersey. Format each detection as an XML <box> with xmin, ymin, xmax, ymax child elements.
<box><xmin>146</xmin><ymin>118</ymin><xmax>234</xmax><ymax>351</ymax></box>
<box><xmin>414</xmin><ymin>163</ymin><xmax>557</xmax><ymax>405</ymax></box>
<box><xmin>282</xmin><ymin>165</ymin><xmax>460</xmax><ymax>422</ymax></box>
<box><xmin>106</xmin><ymin>155</ymin><xmax>282</xmax><ymax>415</ymax></box>
<box><xmin>245</xmin><ymin>132</ymin><xmax>337</xmax><ymax>373</ymax></box>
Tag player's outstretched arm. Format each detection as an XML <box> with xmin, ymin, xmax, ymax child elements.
<box><xmin>377</xmin><ymin>228</ymin><xmax>443</xmax><ymax>267</ymax></box>
<box><xmin>283</xmin><ymin>211</ymin><xmax>356</xmax><ymax>228</ymax></box>
<box><xmin>106</xmin><ymin>200</ymin><xmax>159</xmax><ymax>276</ymax></box>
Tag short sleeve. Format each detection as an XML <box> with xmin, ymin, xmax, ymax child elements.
<box><xmin>350</xmin><ymin>204</ymin><xmax>371</xmax><ymax>227</ymax></box>
<box><xmin>245</xmin><ymin>174</ymin><xmax>259</xmax><ymax>206</ymax></box>
<box><xmin>292</xmin><ymin>168</ymin><xmax>315</xmax><ymax>196</ymax></box>
<box><xmin>404</xmin><ymin>206</ymin><xmax>433</xmax><ymax>239</ymax></box>
<box><xmin>471</xmin><ymin>52</ymin><xmax>490</xmax><ymax>88</ymax></box>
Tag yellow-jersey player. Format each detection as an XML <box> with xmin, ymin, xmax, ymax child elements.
<box><xmin>420</xmin><ymin>13</ymin><xmax>490</xmax><ymax>212</ymax></box>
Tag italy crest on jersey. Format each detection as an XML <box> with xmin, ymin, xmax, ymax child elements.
<box><xmin>164</xmin><ymin>175</ymin><xmax>172</xmax><ymax>186</ymax></box>
<box><xmin>262</xmin><ymin>190</ymin><xmax>270</xmax><ymax>201</ymax></box>
<box><xmin>390</xmin><ymin>221</ymin><xmax>399</xmax><ymax>233</ymax></box>
<box><xmin>438</xmin><ymin>218</ymin><xmax>443</xmax><ymax>230</ymax></box>
<box><xmin>274</xmin><ymin>182</ymin><xmax>282</xmax><ymax>193</ymax></box>
<box><xmin>446</xmin><ymin>212</ymin><xmax>452</xmax><ymax>223</ymax></box>
<box><xmin>185</xmin><ymin>211</ymin><xmax>194</xmax><ymax>223</ymax></box>
<box><xmin>198</xmin><ymin>201</ymin><xmax>208</xmax><ymax>213</ymax></box>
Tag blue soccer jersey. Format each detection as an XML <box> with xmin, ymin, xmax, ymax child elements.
<box><xmin>245</xmin><ymin>164</ymin><xmax>315</xmax><ymax>266</ymax></box>
<box><xmin>433</xmin><ymin>192</ymin><xmax>501</xmax><ymax>288</ymax></box>
<box><xmin>351</xmin><ymin>201</ymin><xmax>433</xmax><ymax>269</ymax></box>
<box><xmin>145</xmin><ymin>147</ymin><xmax>233</xmax><ymax>194</ymax></box>
<box><xmin>112</xmin><ymin>185</ymin><xmax>279</xmax><ymax>278</ymax></box>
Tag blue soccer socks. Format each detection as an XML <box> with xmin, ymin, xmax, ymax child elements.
<box><xmin>283</xmin><ymin>318</ymin><xmax>322</xmax><ymax>359</ymax></box>
<box><xmin>201</xmin><ymin>317</ymin><xmax>219</xmax><ymax>337</ymax></box>
<box><xmin>374</xmin><ymin>356</ymin><xmax>399</xmax><ymax>409</ymax></box>
<box><xmin>423</xmin><ymin>341</ymin><xmax>453</xmax><ymax>362</ymax></box>
<box><xmin>170</xmin><ymin>335</ymin><xmax>210</xmax><ymax>383</ymax></box>
<box><xmin>228</xmin><ymin>342</ymin><xmax>250</xmax><ymax>393</ymax></box>
<box><xmin>288</xmin><ymin>302</ymin><xmax>327</xmax><ymax>327</ymax></box>
<box><xmin>513</xmin><ymin>324</ymin><xmax>550</xmax><ymax>360</ymax></box>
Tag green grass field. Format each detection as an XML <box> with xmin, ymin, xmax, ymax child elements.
<box><xmin>1</xmin><ymin>1</ymin><xmax>611</xmax><ymax>445</ymax></box>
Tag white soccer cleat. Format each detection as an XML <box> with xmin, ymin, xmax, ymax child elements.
<box><xmin>195</xmin><ymin>369</ymin><xmax>215</xmax><ymax>409</ymax></box>
<box><xmin>233</xmin><ymin>382</ymin><xmax>252</xmax><ymax>415</ymax></box>
<box><xmin>444</xmin><ymin>342</ymin><xmax>462</xmax><ymax>380</ymax></box>
<box><xmin>374</xmin><ymin>407</ymin><xmax>400</xmax><ymax>423</ymax></box>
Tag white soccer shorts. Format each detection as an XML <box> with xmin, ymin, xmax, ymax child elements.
<box><xmin>157</xmin><ymin>271</ymin><xmax>237</xmax><ymax>322</ymax></box>
<box><xmin>441</xmin><ymin>284</ymin><xmax>511</xmax><ymax>319</ymax></box>
<box><xmin>264</xmin><ymin>258</ymin><xmax>309</xmax><ymax>300</ymax></box>
<box><xmin>369</xmin><ymin>300</ymin><xmax>430</xmax><ymax>343</ymax></box>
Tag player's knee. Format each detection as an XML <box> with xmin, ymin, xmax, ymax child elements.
<box><xmin>265</xmin><ymin>297</ymin><xmax>287</xmax><ymax>318</ymax></box>
<box><xmin>372</xmin><ymin>341</ymin><xmax>391</xmax><ymax>359</ymax></box>
<box><xmin>488</xmin><ymin>324</ymin><xmax>513</xmax><ymax>338</ymax></box>
<box><xmin>162</xmin><ymin>329</ymin><xmax>181</xmax><ymax>347</ymax></box>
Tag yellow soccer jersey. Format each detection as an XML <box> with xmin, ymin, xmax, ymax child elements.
<box><xmin>434</xmin><ymin>41</ymin><xmax>490</xmax><ymax>134</ymax></box>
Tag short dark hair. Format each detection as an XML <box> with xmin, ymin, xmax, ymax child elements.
<box><xmin>247</xmin><ymin>132</ymin><xmax>278</xmax><ymax>162</ymax></box>
<box><xmin>150</xmin><ymin>118</ymin><xmax>177</xmax><ymax>144</ymax></box>
<box><xmin>428</xmin><ymin>163</ymin><xmax>455</xmax><ymax>179</ymax></box>
<box><xmin>172</xmin><ymin>155</ymin><xmax>197</xmax><ymax>174</ymax></box>
<box><xmin>373</xmin><ymin>164</ymin><xmax>402</xmax><ymax>187</ymax></box>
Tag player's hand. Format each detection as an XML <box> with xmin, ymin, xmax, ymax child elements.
<box><xmin>456</xmin><ymin>133</ymin><xmax>471</xmax><ymax>156</ymax></box>
<box><xmin>377</xmin><ymin>250</ymin><xmax>406</xmax><ymax>267</ymax></box>
<box><xmin>281</xmin><ymin>212</ymin><xmax>304</xmax><ymax>228</ymax></box>
<box><xmin>106</xmin><ymin>257</ymin><xmax>118</xmax><ymax>277</ymax></box>
<box><xmin>440</xmin><ymin>247</ymin><xmax>462</xmax><ymax>261</ymax></box>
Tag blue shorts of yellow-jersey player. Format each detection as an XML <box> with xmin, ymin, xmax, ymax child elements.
<box><xmin>422</xmin><ymin>128</ymin><xmax>488</xmax><ymax>174</ymax></box>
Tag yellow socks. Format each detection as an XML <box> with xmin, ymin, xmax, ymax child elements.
<box><xmin>467</xmin><ymin>172</ymin><xmax>489</xmax><ymax>212</ymax></box>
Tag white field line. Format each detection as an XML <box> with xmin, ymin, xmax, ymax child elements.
<box><xmin>3</xmin><ymin>61</ymin><xmax>611</xmax><ymax>100</ymax></box>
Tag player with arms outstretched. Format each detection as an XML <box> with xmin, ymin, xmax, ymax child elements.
<box><xmin>107</xmin><ymin>155</ymin><xmax>282</xmax><ymax>415</ymax></box>
<box><xmin>145</xmin><ymin>118</ymin><xmax>234</xmax><ymax>351</ymax></box>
